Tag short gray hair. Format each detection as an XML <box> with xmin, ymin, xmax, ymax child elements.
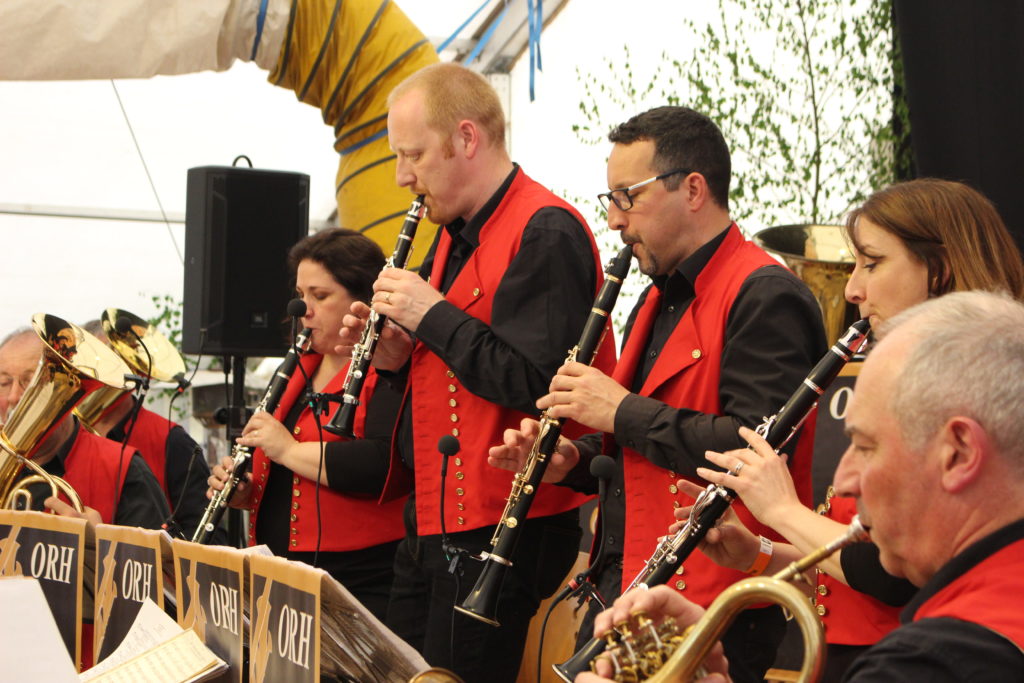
<box><xmin>881</xmin><ymin>291</ymin><xmax>1024</xmax><ymax>466</ymax></box>
<box><xmin>0</xmin><ymin>326</ymin><xmax>33</xmax><ymax>352</ymax></box>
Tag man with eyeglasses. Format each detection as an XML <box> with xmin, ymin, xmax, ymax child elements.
<box><xmin>489</xmin><ymin>106</ymin><xmax>826</xmax><ymax>682</ymax></box>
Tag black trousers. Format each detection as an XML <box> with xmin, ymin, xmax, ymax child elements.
<box><xmin>385</xmin><ymin>497</ymin><xmax>581</xmax><ymax>683</ymax></box>
<box><xmin>576</xmin><ymin>561</ymin><xmax>787</xmax><ymax>683</ymax></box>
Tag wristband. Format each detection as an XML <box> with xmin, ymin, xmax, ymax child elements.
<box><xmin>745</xmin><ymin>535</ymin><xmax>773</xmax><ymax>576</ymax></box>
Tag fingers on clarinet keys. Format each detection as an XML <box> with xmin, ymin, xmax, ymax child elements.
<box><xmin>599</xmin><ymin>611</ymin><xmax>683</xmax><ymax>679</ymax></box>
<box><xmin>730</xmin><ymin>461</ymin><xmax>744</xmax><ymax>477</ymax></box>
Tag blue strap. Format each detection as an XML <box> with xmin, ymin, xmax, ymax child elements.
<box><xmin>466</xmin><ymin>1</ymin><xmax>509</xmax><ymax>63</ymax></box>
<box><xmin>250</xmin><ymin>0</ymin><xmax>270</xmax><ymax>60</ymax></box>
<box><xmin>436</xmin><ymin>0</ymin><xmax>493</xmax><ymax>54</ymax></box>
<box><xmin>337</xmin><ymin>127</ymin><xmax>389</xmax><ymax>156</ymax></box>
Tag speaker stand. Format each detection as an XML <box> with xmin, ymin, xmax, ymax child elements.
<box><xmin>224</xmin><ymin>354</ymin><xmax>252</xmax><ymax>548</ymax></box>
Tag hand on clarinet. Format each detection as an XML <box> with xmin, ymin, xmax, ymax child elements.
<box><xmin>578</xmin><ymin>585</ymin><xmax>731</xmax><ymax>683</ymax></box>
<box><xmin>487</xmin><ymin>417</ymin><xmax>580</xmax><ymax>483</ymax></box>
<box><xmin>370</xmin><ymin>267</ymin><xmax>444</xmax><ymax>333</ymax></box>
<box><xmin>237</xmin><ymin>413</ymin><xmax>294</xmax><ymax>465</ymax></box>
<box><xmin>535</xmin><ymin>361</ymin><xmax>629</xmax><ymax>434</ymax></box>
<box><xmin>695</xmin><ymin>426</ymin><xmax>804</xmax><ymax>530</ymax></box>
<box><xmin>207</xmin><ymin>456</ymin><xmax>253</xmax><ymax>509</ymax></box>
<box><xmin>337</xmin><ymin>300</ymin><xmax>413</xmax><ymax>371</ymax></box>
<box><xmin>671</xmin><ymin>478</ymin><xmax>763</xmax><ymax>573</ymax></box>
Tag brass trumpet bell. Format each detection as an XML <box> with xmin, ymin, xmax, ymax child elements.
<box><xmin>75</xmin><ymin>308</ymin><xmax>186</xmax><ymax>427</ymax></box>
<box><xmin>753</xmin><ymin>225</ymin><xmax>858</xmax><ymax>345</ymax></box>
<box><xmin>0</xmin><ymin>313</ymin><xmax>133</xmax><ymax>510</ymax></box>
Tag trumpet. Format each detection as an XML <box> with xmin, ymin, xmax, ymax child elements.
<box><xmin>554</xmin><ymin>318</ymin><xmax>871</xmax><ymax>681</ymax></box>
<box><xmin>594</xmin><ymin>518</ymin><xmax>869</xmax><ymax>682</ymax></box>
<box><xmin>325</xmin><ymin>194</ymin><xmax>426</xmax><ymax>437</ymax></box>
<box><xmin>1</xmin><ymin>314</ymin><xmax>134</xmax><ymax>511</ymax></box>
<box><xmin>192</xmin><ymin>326</ymin><xmax>311</xmax><ymax>543</ymax></box>
<box><xmin>455</xmin><ymin>244</ymin><xmax>633</xmax><ymax>627</ymax></box>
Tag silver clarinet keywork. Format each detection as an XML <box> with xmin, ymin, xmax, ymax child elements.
<box><xmin>324</xmin><ymin>195</ymin><xmax>426</xmax><ymax>437</ymax></box>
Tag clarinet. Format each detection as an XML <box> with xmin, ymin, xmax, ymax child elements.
<box><xmin>553</xmin><ymin>318</ymin><xmax>871</xmax><ymax>681</ymax></box>
<box><xmin>455</xmin><ymin>244</ymin><xmax>634</xmax><ymax>627</ymax></box>
<box><xmin>324</xmin><ymin>195</ymin><xmax>426</xmax><ymax>437</ymax></box>
<box><xmin>191</xmin><ymin>327</ymin><xmax>312</xmax><ymax>544</ymax></box>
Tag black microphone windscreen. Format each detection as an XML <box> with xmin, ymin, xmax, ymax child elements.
<box><xmin>115</xmin><ymin>316</ymin><xmax>133</xmax><ymax>334</ymax></box>
<box><xmin>287</xmin><ymin>298</ymin><xmax>307</xmax><ymax>318</ymax></box>
<box><xmin>437</xmin><ymin>435</ymin><xmax>461</xmax><ymax>457</ymax></box>
<box><xmin>590</xmin><ymin>455</ymin><xmax>616</xmax><ymax>481</ymax></box>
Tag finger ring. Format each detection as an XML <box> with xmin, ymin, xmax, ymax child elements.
<box><xmin>384</xmin><ymin>292</ymin><xmax>392</xmax><ymax>304</ymax></box>
<box><xmin>252</xmin><ymin>430</ymin><xmax>259</xmax><ymax>438</ymax></box>
<box><xmin>730</xmin><ymin>461</ymin><xmax>744</xmax><ymax>477</ymax></box>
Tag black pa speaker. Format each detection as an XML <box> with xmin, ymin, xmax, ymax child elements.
<box><xmin>183</xmin><ymin>166</ymin><xmax>309</xmax><ymax>357</ymax></box>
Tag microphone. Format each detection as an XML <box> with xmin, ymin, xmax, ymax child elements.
<box><xmin>439</xmin><ymin>434</ymin><xmax>460</xmax><ymax>478</ymax></box>
<box><xmin>437</xmin><ymin>435</ymin><xmax>464</xmax><ymax>568</ymax></box>
<box><xmin>286</xmin><ymin>298</ymin><xmax>307</xmax><ymax>318</ymax></box>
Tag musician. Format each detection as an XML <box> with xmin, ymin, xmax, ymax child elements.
<box><xmin>338</xmin><ymin>62</ymin><xmax>613</xmax><ymax>680</ymax></box>
<box><xmin>489</xmin><ymin>106</ymin><xmax>827</xmax><ymax>682</ymax></box>
<box><xmin>684</xmin><ymin>179</ymin><xmax>1024</xmax><ymax>679</ymax></box>
<box><xmin>207</xmin><ymin>228</ymin><xmax>405</xmax><ymax>623</ymax></box>
<box><xmin>81</xmin><ymin>319</ymin><xmax>215</xmax><ymax>542</ymax></box>
<box><xmin>0</xmin><ymin>328</ymin><xmax>170</xmax><ymax>527</ymax></box>
<box><xmin>584</xmin><ymin>291</ymin><xmax>1024</xmax><ymax>682</ymax></box>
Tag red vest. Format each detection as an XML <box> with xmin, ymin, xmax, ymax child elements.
<box><xmin>381</xmin><ymin>168</ymin><xmax>615</xmax><ymax>535</ymax></box>
<box><xmin>62</xmin><ymin>427</ymin><xmax>133</xmax><ymax>524</ymax></box>
<box><xmin>122</xmin><ymin>405</ymin><xmax>174</xmax><ymax>503</ymax></box>
<box><xmin>618</xmin><ymin>225</ymin><xmax>815</xmax><ymax>606</ymax></box>
<box><xmin>913</xmin><ymin>534</ymin><xmax>1024</xmax><ymax>650</ymax></box>
<box><xmin>248</xmin><ymin>354</ymin><xmax>406</xmax><ymax>552</ymax></box>
<box><xmin>816</xmin><ymin>495</ymin><xmax>901</xmax><ymax>645</ymax></box>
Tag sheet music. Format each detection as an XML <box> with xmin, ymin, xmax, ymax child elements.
<box><xmin>80</xmin><ymin>599</ymin><xmax>227</xmax><ymax>683</ymax></box>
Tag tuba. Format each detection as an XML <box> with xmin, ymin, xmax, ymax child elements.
<box><xmin>593</xmin><ymin>519</ymin><xmax>869</xmax><ymax>682</ymax></box>
<box><xmin>0</xmin><ymin>314</ymin><xmax>134</xmax><ymax>510</ymax></box>
<box><xmin>74</xmin><ymin>308</ymin><xmax>187</xmax><ymax>428</ymax></box>
<box><xmin>754</xmin><ymin>224</ymin><xmax>858</xmax><ymax>345</ymax></box>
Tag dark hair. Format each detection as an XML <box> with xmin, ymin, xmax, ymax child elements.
<box><xmin>847</xmin><ymin>179</ymin><xmax>1024</xmax><ymax>299</ymax></box>
<box><xmin>287</xmin><ymin>228</ymin><xmax>385</xmax><ymax>303</ymax></box>
<box><xmin>608</xmin><ymin>106</ymin><xmax>731</xmax><ymax>209</ymax></box>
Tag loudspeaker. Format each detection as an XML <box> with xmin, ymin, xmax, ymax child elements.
<box><xmin>183</xmin><ymin>166</ymin><xmax>309</xmax><ymax>357</ymax></box>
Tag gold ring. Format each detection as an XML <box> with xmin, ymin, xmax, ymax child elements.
<box><xmin>385</xmin><ymin>292</ymin><xmax>392</xmax><ymax>304</ymax></box>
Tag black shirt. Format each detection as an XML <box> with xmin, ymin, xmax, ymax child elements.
<box><xmin>843</xmin><ymin>518</ymin><xmax>1024</xmax><ymax>682</ymax></box>
<box><xmin>388</xmin><ymin>165</ymin><xmax>598</xmax><ymax>470</ymax></box>
<box><xmin>561</xmin><ymin>227</ymin><xmax>827</xmax><ymax>566</ymax></box>
<box><xmin>27</xmin><ymin>419</ymin><xmax>171</xmax><ymax>529</ymax></box>
<box><xmin>841</xmin><ymin>539</ymin><xmax>917</xmax><ymax>607</ymax></box>
<box><xmin>107</xmin><ymin>400</ymin><xmax>214</xmax><ymax>541</ymax></box>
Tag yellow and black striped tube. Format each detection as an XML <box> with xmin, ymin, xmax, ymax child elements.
<box><xmin>269</xmin><ymin>0</ymin><xmax>440</xmax><ymax>266</ymax></box>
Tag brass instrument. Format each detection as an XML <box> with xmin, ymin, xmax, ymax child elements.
<box><xmin>555</xmin><ymin>319</ymin><xmax>871</xmax><ymax>681</ymax></box>
<box><xmin>1</xmin><ymin>314</ymin><xmax>134</xmax><ymax>511</ymax></box>
<box><xmin>594</xmin><ymin>518</ymin><xmax>869</xmax><ymax>682</ymax></box>
<box><xmin>754</xmin><ymin>224</ymin><xmax>858</xmax><ymax>345</ymax></box>
<box><xmin>325</xmin><ymin>194</ymin><xmax>426</xmax><ymax>437</ymax></box>
<box><xmin>456</xmin><ymin>244</ymin><xmax>633</xmax><ymax>626</ymax></box>
<box><xmin>75</xmin><ymin>308</ymin><xmax>187</xmax><ymax>428</ymax></box>
<box><xmin>192</xmin><ymin>326</ymin><xmax>312</xmax><ymax>543</ymax></box>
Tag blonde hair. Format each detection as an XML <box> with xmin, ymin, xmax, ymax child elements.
<box><xmin>388</xmin><ymin>63</ymin><xmax>506</xmax><ymax>150</ymax></box>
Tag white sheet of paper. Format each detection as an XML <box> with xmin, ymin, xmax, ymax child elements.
<box><xmin>0</xmin><ymin>577</ymin><xmax>79</xmax><ymax>683</ymax></box>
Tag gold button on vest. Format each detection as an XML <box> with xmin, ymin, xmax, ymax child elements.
<box><xmin>675</xmin><ymin>580</ymin><xmax>686</xmax><ymax>591</ymax></box>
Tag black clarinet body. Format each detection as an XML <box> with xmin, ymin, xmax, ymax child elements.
<box><xmin>324</xmin><ymin>195</ymin><xmax>426</xmax><ymax>437</ymax></box>
<box><xmin>455</xmin><ymin>244</ymin><xmax>634</xmax><ymax>627</ymax></box>
<box><xmin>192</xmin><ymin>327</ymin><xmax>312</xmax><ymax>544</ymax></box>
<box><xmin>553</xmin><ymin>318</ymin><xmax>871</xmax><ymax>681</ymax></box>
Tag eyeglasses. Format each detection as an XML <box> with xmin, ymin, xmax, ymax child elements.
<box><xmin>597</xmin><ymin>168</ymin><xmax>692</xmax><ymax>212</ymax></box>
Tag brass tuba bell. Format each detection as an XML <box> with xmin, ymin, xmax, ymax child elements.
<box><xmin>75</xmin><ymin>308</ymin><xmax>187</xmax><ymax>428</ymax></box>
<box><xmin>754</xmin><ymin>224</ymin><xmax>858</xmax><ymax>345</ymax></box>
<box><xmin>0</xmin><ymin>313</ymin><xmax>134</xmax><ymax>510</ymax></box>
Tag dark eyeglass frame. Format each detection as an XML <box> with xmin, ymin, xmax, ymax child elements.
<box><xmin>597</xmin><ymin>168</ymin><xmax>692</xmax><ymax>212</ymax></box>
